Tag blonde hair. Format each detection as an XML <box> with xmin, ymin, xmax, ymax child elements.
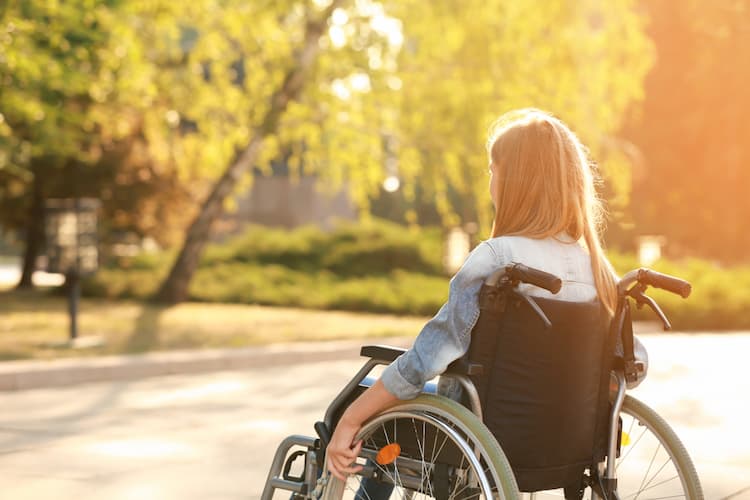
<box><xmin>487</xmin><ymin>108</ymin><xmax>617</xmax><ymax>314</ymax></box>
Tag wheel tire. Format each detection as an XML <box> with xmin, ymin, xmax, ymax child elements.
<box><xmin>614</xmin><ymin>395</ymin><xmax>704</xmax><ymax>500</ymax></box>
<box><xmin>321</xmin><ymin>394</ymin><xmax>520</xmax><ymax>500</ymax></box>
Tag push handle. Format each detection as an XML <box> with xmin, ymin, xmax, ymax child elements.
<box><xmin>638</xmin><ymin>269</ymin><xmax>692</xmax><ymax>298</ymax></box>
<box><xmin>507</xmin><ymin>263</ymin><xmax>563</xmax><ymax>294</ymax></box>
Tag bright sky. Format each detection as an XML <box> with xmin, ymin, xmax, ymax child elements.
<box><xmin>323</xmin><ymin>0</ymin><xmax>403</xmax><ymax>100</ymax></box>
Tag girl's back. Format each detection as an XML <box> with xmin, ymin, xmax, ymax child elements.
<box><xmin>487</xmin><ymin>235</ymin><xmax>596</xmax><ymax>302</ymax></box>
<box><xmin>326</xmin><ymin>108</ymin><xmax>626</xmax><ymax>483</ymax></box>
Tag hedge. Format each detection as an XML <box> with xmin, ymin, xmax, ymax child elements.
<box><xmin>83</xmin><ymin>220</ymin><xmax>750</xmax><ymax>330</ymax></box>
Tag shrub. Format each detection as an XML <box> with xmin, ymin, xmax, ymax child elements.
<box><xmin>81</xmin><ymin>222</ymin><xmax>750</xmax><ymax>329</ymax></box>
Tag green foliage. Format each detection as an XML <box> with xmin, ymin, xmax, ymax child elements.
<box><xmin>85</xmin><ymin>220</ymin><xmax>449</xmax><ymax>315</ymax></box>
<box><xmin>83</xmin><ymin>222</ymin><xmax>750</xmax><ymax>329</ymax></box>
<box><xmin>201</xmin><ymin>220</ymin><xmax>443</xmax><ymax>275</ymax></box>
<box><xmin>3</xmin><ymin>0</ymin><xmax>657</xmax><ymax>299</ymax></box>
<box><xmin>378</xmin><ymin>0</ymin><xmax>654</xmax><ymax>229</ymax></box>
<box><xmin>0</xmin><ymin>0</ymin><xmax>119</xmax><ymax>231</ymax></box>
<box><xmin>617</xmin><ymin>255</ymin><xmax>750</xmax><ymax>331</ymax></box>
<box><xmin>0</xmin><ymin>0</ymin><xmax>196</xmax><ymax>249</ymax></box>
<box><xmin>82</xmin><ymin>267</ymin><xmax>164</xmax><ymax>299</ymax></box>
<box><xmin>0</xmin><ymin>0</ymin><xmax>118</xmax><ymax>165</ymax></box>
<box><xmin>607</xmin><ymin>250</ymin><xmax>750</xmax><ymax>330</ymax></box>
<box><xmin>188</xmin><ymin>264</ymin><xmax>445</xmax><ymax>316</ymax></box>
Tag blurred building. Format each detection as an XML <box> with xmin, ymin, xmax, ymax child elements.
<box><xmin>214</xmin><ymin>167</ymin><xmax>357</xmax><ymax>236</ymax></box>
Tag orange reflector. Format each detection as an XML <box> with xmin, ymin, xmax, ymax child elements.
<box><xmin>376</xmin><ymin>443</ymin><xmax>401</xmax><ymax>465</ymax></box>
<box><xmin>621</xmin><ymin>431</ymin><xmax>631</xmax><ymax>446</ymax></box>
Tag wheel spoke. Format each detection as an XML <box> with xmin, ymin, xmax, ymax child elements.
<box><xmin>391</xmin><ymin>418</ymin><xmax>406</xmax><ymax>499</ymax></box>
<box><xmin>424</xmin><ymin>419</ymin><xmax>435</xmax><ymax>498</ymax></box>
<box><xmin>449</xmin><ymin>479</ymin><xmax>472</xmax><ymax>500</ymax></box>
<box><xmin>411</xmin><ymin>417</ymin><xmax>431</xmax><ymax>498</ymax></box>
<box><xmin>631</xmin><ymin>495</ymin><xmax>686</xmax><ymax>500</ymax></box>
<box><xmin>617</xmin><ymin>424</ymin><xmax>649</xmax><ymax>470</ymax></box>
<box><xmin>634</xmin><ymin>442</ymin><xmax>662</xmax><ymax>499</ymax></box>
<box><xmin>325</xmin><ymin>398</ymin><xmax>513</xmax><ymax>500</ymax></box>
<box><xmin>346</xmin><ymin>476</ymin><xmax>373</xmax><ymax>500</ymax></box>
<box><xmin>638</xmin><ymin>456</ymin><xmax>674</xmax><ymax>495</ymax></box>
<box><xmin>432</xmin><ymin>432</ymin><xmax>451</xmax><ymax>465</ymax></box>
<box><xmin>448</xmin><ymin>452</ymin><xmax>469</xmax><ymax>500</ymax></box>
<box><xmin>366</xmin><ymin>435</ymin><xmax>398</xmax><ymax>489</ymax></box>
<box><xmin>622</xmin><ymin>475</ymin><xmax>681</xmax><ymax>499</ymax></box>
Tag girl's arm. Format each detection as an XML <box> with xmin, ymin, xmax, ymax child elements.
<box><xmin>326</xmin><ymin>241</ymin><xmax>501</xmax><ymax>481</ymax></box>
<box><xmin>326</xmin><ymin>379</ymin><xmax>397</xmax><ymax>481</ymax></box>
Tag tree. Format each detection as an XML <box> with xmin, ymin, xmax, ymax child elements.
<box><xmin>3</xmin><ymin>0</ymin><xmax>653</xmax><ymax>299</ymax></box>
<box><xmin>149</xmin><ymin>0</ymin><xmax>654</xmax><ymax>302</ymax></box>
<box><xmin>0</xmin><ymin>0</ymin><xmax>127</xmax><ymax>286</ymax></box>
<box><xmin>0</xmin><ymin>0</ymin><xmax>205</xmax><ymax>286</ymax></box>
<box><xmin>378</xmin><ymin>0</ymin><xmax>655</xmax><ymax>232</ymax></box>
<box><xmin>154</xmin><ymin>0</ymin><xmax>352</xmax><ymax>302</ymax></box>
<box><xmin>623</xmin><ymin>0</ymin><xmax>750</xmax><ymax>262</ymax></box>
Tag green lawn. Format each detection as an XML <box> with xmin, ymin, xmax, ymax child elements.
<box><xmin>0</xmin><ymin>289</ymin><xmax>427</xmax><ymax>361</ymax></box>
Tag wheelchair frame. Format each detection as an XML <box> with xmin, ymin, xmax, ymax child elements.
<box><xmin>261</xmin><ymin>265</ymin><xmax>702</xmax><ymax>500</ymax></box>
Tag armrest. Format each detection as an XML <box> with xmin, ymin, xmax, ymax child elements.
<box><xmin>445</xmin><ymin>356</ymin><xmax>484</xmax><ymax>376</ymax></box>
<box><xmin>360</xmin><ymin>345</ymin><xmax>484</xmax><ymax>376</ymax></box>
<box><xmin>360</xmin><ymin>345</ymin><xmax>406</xmax><ymax>363</ymax></box>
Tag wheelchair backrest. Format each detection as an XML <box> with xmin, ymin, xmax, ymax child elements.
<box><xmin>467</xmin><ymin>288</ymin><xmax>614</xmax><ymax>492</ymax></box>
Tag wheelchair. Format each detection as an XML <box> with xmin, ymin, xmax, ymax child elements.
<box><xmin>262</xmin><ymin>263</ymin><xmax>704</xmax><ymax>500</ymax></box>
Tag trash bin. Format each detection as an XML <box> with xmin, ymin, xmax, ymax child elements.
<box><xmin>44</xmin><ymin>198</ymin><xmax>100</xmax><ymax>340</ymax></box>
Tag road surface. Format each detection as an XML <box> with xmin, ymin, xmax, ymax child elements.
<box><xmin>0</xmin><ymin>334</ymin><xmax>749</xmax><ymax>499</ymax></box>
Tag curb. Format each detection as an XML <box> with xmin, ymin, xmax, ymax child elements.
<box><xmin>0</xmin><ymin>321</ymin><xmax>665</xmax><ymax>392</ymax></box>
<box><xmin>0</xmin><ymin>337</ymin><xmax>412</xmax><ymax>392</ymax></box>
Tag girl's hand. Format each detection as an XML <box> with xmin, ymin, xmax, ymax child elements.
<box><xmin>326</xmin><ymin>415</ymin><xmax>364</xmax><ymax>482</ymax></box>
<box><xmin>325</xmin><ymin>379</ymin><xmax>398</xmax><ymax>481</ymax></box>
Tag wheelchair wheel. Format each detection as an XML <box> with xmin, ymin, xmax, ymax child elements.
<box><xmin>610</xmin><ymin>395</ymin><xmax>704</xmax><ymax>500</ymax></box>
<box><xmin>321</xmin><ymin>394</ymin><xmax>519</xmax><ymax>500</ymax></box>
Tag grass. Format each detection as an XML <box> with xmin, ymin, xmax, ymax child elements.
<box><xmin>0</xmin><ymin>288</ymin><xmax>428</xmax><ymax>361</ymax></box>
<box><xmin>4</xmin><ymin>219</ymin><xmax>749</xmax><ymax>363</ymax></box>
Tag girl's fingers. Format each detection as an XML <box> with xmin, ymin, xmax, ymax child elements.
<box><xmin>332</xmin><ymin>451</ymin><xmax>363</xmax><ymax>474</ymax></box>
<box><xmin>326</xmin><ymin>431</ymin><xmax>364</xmax><ymax>481</ymax></box>
<box><xmin>333</xmin><ymin>442</ymin><xmax>360</xmax><ymax>462</ymax></box>
<box><xmin>327</xmin><ymin>458</ymin><xmax>346</xmax><ymax>482</ymax></box>
<box><xmin>342</xmin><ymin>439</ymin><xmax>363</xmax><ymax>460</ymax></box>
<box><xmin>339</xmin><ymin>462</ymin><xmax>364</xmax><ymax>475</ymax></box>
<box><xmin>329</xmin><ymin>452</ymin><xmax>362</xmax><ymax>477</ymax></box>
<box><xmin>351</xmin><ymin>440</ymin><xmax>363</xmax><ymax>456</ymax></box>
<box><xmin>331</xmin><ymin>453</ymin><xmax>354</xmax><ymax>472</ymax></box>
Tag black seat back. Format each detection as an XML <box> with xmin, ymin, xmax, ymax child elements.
<box><xmin>467</xmin><ymin>288</ymin><xmax>614</xmax><ymax>492</ymax></box>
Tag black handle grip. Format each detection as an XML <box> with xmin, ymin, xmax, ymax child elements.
<box><xmin>314</xmin><ymin>421</ymin><xmax>332</xmax><ymax>450</ymax></box>
<box><xmin>638</xmin><ymin>269</ymin><xmax>692</xmax><ymax>298</ymax></box>
<box><xmin>508</xmin><ymin>263</ymin><xmax>563</xmax><ymax>294</ymax></box>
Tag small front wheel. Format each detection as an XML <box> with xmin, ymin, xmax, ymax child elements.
<box><xmin>320</xmin><ymin>394</ymin><xmax>520</xmax><ymax>500</ymax></box>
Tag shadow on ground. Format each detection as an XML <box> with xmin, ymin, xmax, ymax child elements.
<box><xmin>124</xmin><ymin>304</ymin><xmax>166</xmax><ymax>353</ymax></box>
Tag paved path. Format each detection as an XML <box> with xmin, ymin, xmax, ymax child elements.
<box><xmin>0</xmin><ymin>263</ymin><xmax>64</xmax><ymax>289</ymax></box>
<box><xmin>0</xmin><ymin>334</ymin><xmax>748</xmax><ymax>499</ymax></box>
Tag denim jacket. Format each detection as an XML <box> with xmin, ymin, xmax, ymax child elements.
<box><xmin>380</xmin><ymin>235</ymin><xmax>646</xmax><ymax>400</ymax></box>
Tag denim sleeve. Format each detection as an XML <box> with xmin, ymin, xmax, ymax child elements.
<box><xmin>380</xmin><ymin>241</ymin><xmax>500</xmax><ymax>399</ymax></box>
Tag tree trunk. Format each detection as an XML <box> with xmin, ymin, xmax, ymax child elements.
<box><xmin>16</xmin><ymin>172</ymin><xmax>45</xmax><ymax>289</ymax></box>
<box><xmin>154</xmin><ymin>1</ymin><xmax>341</xmax><ymax>304</ymax></box>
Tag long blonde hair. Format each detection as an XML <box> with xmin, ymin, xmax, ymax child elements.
<box><xmin>487</xmin><ymin>108</ymin><xmax>617</xmax><ymax>314</ymax></box>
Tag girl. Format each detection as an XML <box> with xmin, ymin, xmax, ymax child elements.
<box><xmin>326</xmin><ymin>108</ymin><xmax>626</xmax><ymax>482</ymax></box>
